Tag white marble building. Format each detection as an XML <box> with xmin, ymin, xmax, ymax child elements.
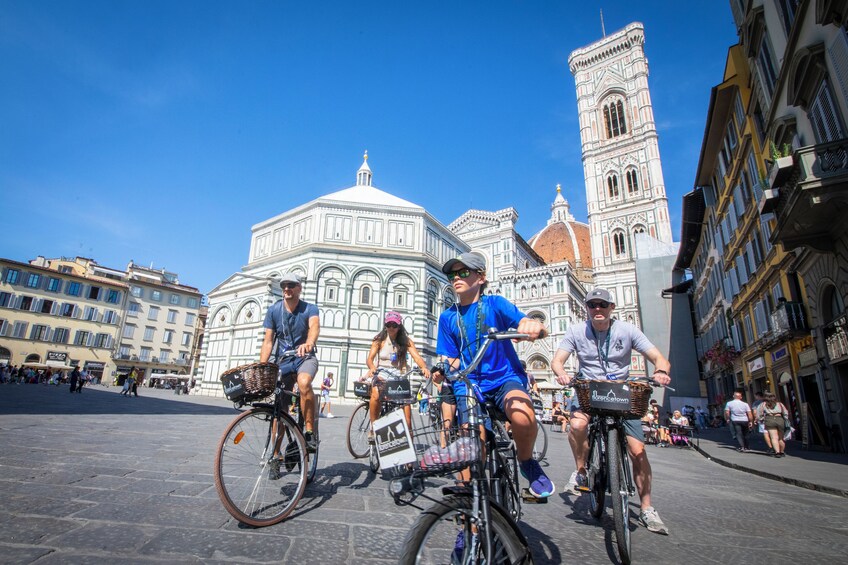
<box><xmin>196</xmin><ymin>154</ymin><xmax>469</xmax><ymax>399</ymax></box>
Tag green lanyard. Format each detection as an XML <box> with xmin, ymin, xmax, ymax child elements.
<box><xmin>591</xmin><ymin>319</ymin><xmax>613</xmax><ymax>374</ymax></box>
<box><xmin>456</xmin><ymin>296</ymin><xmax>486</xmax><ymax>373</ymax></box>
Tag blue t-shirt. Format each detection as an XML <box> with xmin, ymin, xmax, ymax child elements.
<box><xmin>263</xmin><ymin>299</ymin><xmax>319</xmax><ymax>359</ymax></box>
<box><xmin>436</xmin><ymin>295</ymin><xmax>526</xmax><ymax>394</ymax></box>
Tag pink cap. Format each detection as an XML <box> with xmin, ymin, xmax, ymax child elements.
<box><xmin>385</xmin><ymin>311</ymin><xmax>403</xmax><ymax>325</ymax></box>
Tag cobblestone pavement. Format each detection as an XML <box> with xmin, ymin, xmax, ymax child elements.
<box><xmin>1</xmin><ymin>385</ymin><xmax>847</xmax><ymax>564</ymax></box>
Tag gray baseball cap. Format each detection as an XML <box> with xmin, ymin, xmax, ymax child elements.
<box><xmin>279</xmin><ymin>272</ymin><xmax>302</xmax><ymax>286</ymax></box>
<box><xmin>584</xmin><ymin>288</ymin><xmax>614</xmax><ymax>304</ymax></box>
<box><xmin>442</xmin><ymin>251</ymin><xmax>487</xmax><ymax>274</ymax></box>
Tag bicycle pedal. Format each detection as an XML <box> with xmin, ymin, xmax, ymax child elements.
<box><xmin>521</xmin><ymin>488</ymin><xmax>548</xmax><ymax>503</ymax></box>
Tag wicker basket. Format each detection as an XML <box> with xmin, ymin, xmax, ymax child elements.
<box><xmin>219</xmin><ymin>362</ymin><xmax>278</xmax><ymax>403</ymax></box>
<box><xmin>574</xmin><ymin>380</ymin><xmax>651</xmax><ymax>419</ymax></box>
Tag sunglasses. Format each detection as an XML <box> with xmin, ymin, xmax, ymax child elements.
<box><xmin>449</xmin><ymin>269</ymin><xmax>477</xmax><ymax>280</ymax></box>
<box><xmin>385</xmin><ymin>322</ymin><xmax>399</xmax><ymax>328</ymax></box>
<box><xmin>281</xmin><ymin>283</ymin><xmax>300</xmax><ymax>290</ymax></box>
<box><xmin>587</xmin><ymin>301</ymin><xmax>610</xmax><ymax>309</ymax></box>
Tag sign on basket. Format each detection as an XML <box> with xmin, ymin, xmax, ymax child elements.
<box><xmin>373</xmin><ymin>410</ymin><xmax>416</xmax><ymax>469</ymax></box>
<box><xmin>588</xmin><ymin>381</ymin><xmax>633</xmax><ymax>413</ymax></box>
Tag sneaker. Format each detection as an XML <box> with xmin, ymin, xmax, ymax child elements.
<box><xmin>268</xmin><ymin>458</ymin><xmax>282</xmax><ymax>481</ymax></box>
<box><xmin>451</xmin><ymin>529</ymin><xmax>465</xmax><ymax>564</ymax></box>
<box><xmin>326</xmin><ymin>413</ymin><xmax>335</xmax><ymax>419</ymax></box>
<box><xmin>639</xmin><ymin>507</ymin><xmax>669</xmax><ymax>535</ymax></box>
<box><xmin>567</xmin><ymin>470</ymin><xmax>588</xmax><ymax>494</ymax></box>
<box><xmin>519</xmin><ymin>458</ymin><xmax>555</xmax><ymax>498</ymax></box>
<box><xmin>304</xmin><ymin>431</ymin><xmax>318</xmax><ymax>453</ymax></box>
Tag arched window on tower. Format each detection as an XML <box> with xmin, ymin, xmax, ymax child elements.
<box><xmin>607</xmin><ymin>174</ymin><xmax>620</xmax><ymax>200</ymax></box>
<box><xmin>604</xmin><ymin>99</ymin><xmax>628</xmax><ymax>139</ymax></box>
<box><xmin>360</xmin><ymin>285</ymin><xmax>372</xmax><ymax>305</ymax></box>
<box><xmin>613</xmin><ymin>231</ymin><xmax>627</xmax><ymax>258</ymax></box>
<box><xmin>626</xmin><ymin>169</ymin><xmax>639</xmax><ymax>194</ymax></box>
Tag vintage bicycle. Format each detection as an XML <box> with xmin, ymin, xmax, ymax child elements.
<box><xmin>572</xmin><ymin>375</ymin><xmax>669</xmax><ymax>565</ymax></box>
<box><xmin>213</xmin><ymin>355</ymin><xmax>319</xmax><ymax>527</ymax></box>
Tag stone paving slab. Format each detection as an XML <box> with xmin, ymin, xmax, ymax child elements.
<box><xmin>1</xmin><ymin>384</ymin><xmax>847</xmax><ymax>564</ymax></box>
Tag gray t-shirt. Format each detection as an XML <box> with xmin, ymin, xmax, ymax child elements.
<box><xmin>725</xmin><ymin>399</ymin><xmax>752</xmax><ymax>422</ymax></box>
<box><xmin>557</xmin><ymin>319</ymin><xmax>656</xmax><ymax>380</ymax></box>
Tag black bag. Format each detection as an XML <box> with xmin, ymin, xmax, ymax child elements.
<box><xmin>354</xmin><ymin>381</ymin><xmax>372</xmax><ymax>399</ymax></box>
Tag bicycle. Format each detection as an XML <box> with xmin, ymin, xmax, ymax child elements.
<box><xmin>572</xmin><ymin>375</ymin><xmax>668</xmax><ymax>565</ymax></box>
<box><xmin>390</xmin><ymin>330</ymin><xmax>534</xmax><ymax>565</ymax></box>
<box><xmin>214</xmin><ymin>358</ymin><xmax>319</xmax><ymax>527</ymax></box>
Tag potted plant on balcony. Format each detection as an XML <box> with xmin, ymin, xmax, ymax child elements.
<box><xmin>702</xmin><ymin>341</ymin><xmax>740</xmax><ymax>372</ymax></box>
<box><xmin>768</xmin><ymin>141</ymin><xmax>794</xmax><ymax>189</ymax></box>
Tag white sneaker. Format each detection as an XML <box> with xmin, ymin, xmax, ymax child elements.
<box><xmin>566</xmin><ymin>471</ymin><xmax>588</xmax><ymax>494</ymax></box>
<box><xmin>639</xmin><ymin>507</ymin><xmax>669</xmax><ymax>535</ymax></box>
<box><xmin>327</xmin><ymin>413</ymin><xmax>335</xmax><ymax>419</ymax></box>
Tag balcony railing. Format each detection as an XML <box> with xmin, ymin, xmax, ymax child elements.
<box><xmin>771</xmin><ymin>301</ymin><xmax>808</xmax><ymax>336</ymax></box>
<box><xmin>825</xmin><ymin>314</ymin><xmax>848</xmax><ymax>364</ymax></box>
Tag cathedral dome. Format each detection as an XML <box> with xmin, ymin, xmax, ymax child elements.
<box><xmin>528</xmin><ymin>185</ymin><xmax>592</xmax><ymax>283</ymax></box>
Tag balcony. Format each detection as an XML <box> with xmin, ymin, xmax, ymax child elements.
<box><xmin>770</xmin><ymin>301</ymin><xmax>809</xmax><ymax>338</ymax></box>
<box><xmin>112</xmin><ymin>353</ymin><xmax>131</xmax><ymax>360</ymax></box>
<box><xmin>768</xmin><ymin>138</ymin><xmax>848</xmax><ymax>252</ymax></box>
<box><xmin>824</xmin><ymin>314</ymin><xmax>848</xmax><ymax>364</ymax></box>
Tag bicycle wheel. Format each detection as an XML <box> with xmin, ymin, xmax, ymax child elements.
<box><xmin>532</xmin><ymin>419</ymin><xmax>548</xmax><ymax>461</ymax></box>
<box><xmin>214</xmin><ymin>408</ymin><xmax>307</xmax><ymax>527</ymax></box>
<box><xmin>607</xmin><ymin>427</ymin><xmax>632</xmax><ymax>565</ymax></box>
<box><xmin>346</xmin><ymin>402</ymin><xmax>371</xmax><ymax>459</ymax></box>
<box><xmin>399</xmin><ymin>495</ymin><xmax>532</xmax><ymax>565</ymax></box>
<box><xmin>587</xmin><ymin>426</ymin><xmax>606</xmax><ymax>519</ymax></box>
<box><xmin>306</xmin><ymin>393</ymin><xmax>320</xmax><ymax>483</ymax></box>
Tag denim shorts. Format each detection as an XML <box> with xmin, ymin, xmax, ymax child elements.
<box><xmin>455</xmin><ymin>378</ymin><xmax>527</xmax><ymax>427</ymax></box>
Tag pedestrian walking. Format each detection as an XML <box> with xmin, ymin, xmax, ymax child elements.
<box><xmin>725</xmin><ymin>391</ymin><xmax>754</xmax><ymax>452</ymax></box>
<box><xmin>69</xmin><ymin>367</ymin><xmax>80</xmax><ymax>394</ymax></box>
<box><xmin>756</xmin><ymin>392</ymin><xmax>791</xmax><ymax>457</ymax></box>
<box><xmin>320</xmin><ymin>372</ymin><xmax>335</xmax><ymax>418</ymax></box>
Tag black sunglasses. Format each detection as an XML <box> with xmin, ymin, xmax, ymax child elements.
<box><xmin>281</xmin><ymin>283</ymin><xmax>300</xmax><ymax>290</ymax></box>
<box><xmin>385</xmin><ymin>322</ymin><xmax>399</xmax><ymax>328</ymax></box>
<box><xmin>587</xmin><ymin>301</ymin><xmax>610</xmax><ymax>309</ymax></box>
<box><xmin>449</xmin><ymin>269</ymin><xmax>476</xmax><ymax>280</ymax></box>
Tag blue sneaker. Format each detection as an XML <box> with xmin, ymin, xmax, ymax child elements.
<box><xmin>519</xmin><ymin>458</ymin><xmax>555</xmax><ymax>497</ymax></box>
<box><xmin>451</xmin><ymin>529</ymin><xmax>465</xmax><ymax>564</ymax></box>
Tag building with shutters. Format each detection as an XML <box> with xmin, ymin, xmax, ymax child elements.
<box><xmin>0</xmin><ymin>257</ymin><xmax>127</xmax><ymax>381</ymax></box>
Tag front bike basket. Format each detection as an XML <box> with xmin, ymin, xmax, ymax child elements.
<box><xmin>574</xmin><ymin>380</ymin><xmax>651</xmax><ymax>419</ymax></box>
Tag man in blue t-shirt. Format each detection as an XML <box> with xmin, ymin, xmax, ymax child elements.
<box><xmin>260</xmin><ymin>272</ymin><xmax>320</xmax><ymax>452</ymax></box>
<box><xmin>436</xmin><ymin>251</ymin><xmax>554</xmax><ymax>497</ymax></box>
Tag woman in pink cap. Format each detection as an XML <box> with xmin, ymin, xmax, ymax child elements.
<box><xmin>362</xmin><ymin>311</ymin><xmax>430</xmax><ymax>438</ymax></box>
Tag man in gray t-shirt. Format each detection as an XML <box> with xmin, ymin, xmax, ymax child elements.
<box><xmin>552</xmin><ymin>288</ymin><xmax>672</xmax><ymax>536</ymax></box>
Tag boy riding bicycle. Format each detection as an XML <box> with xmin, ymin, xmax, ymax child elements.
<box><xmin>552</xmin><ymin>288</ymin><xmax>671</xmax><ymax>534</ymax></box>
<box><xmin>437</xmin><ymin>251</ymin><xmax>554</xmax><ymax>498</ymax></box>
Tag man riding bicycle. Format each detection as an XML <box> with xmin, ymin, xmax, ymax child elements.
<box><xmin>437</xmin><ymin>251</ymin><xmax>554</xmax><ymax>498</ymax></box>
<box><xmin>552</xmin><ymin>288</ymin><xmax>671</xmax><ymax>534</ymax></box>
<box><xmin>259</xmin><ymin>272</ymin><xmax>321</xmax><ymax>452</ymax></box>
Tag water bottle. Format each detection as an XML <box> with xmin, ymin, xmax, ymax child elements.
<box><xmin>421</xmin><ymin>445</ymin><xmax>439</xmax><ymax>468</ymax></box>
<box><xmin>447</xmin><ymin>439</ymin><xmax>459</xmax><ymax>463</ymax></box>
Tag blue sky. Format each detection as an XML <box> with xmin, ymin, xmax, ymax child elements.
<box><xmin>1</xmin><ymin>1</ymin><xmax>738</xmax><ymax>294</ymax></box>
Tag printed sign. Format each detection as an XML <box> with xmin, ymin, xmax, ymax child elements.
<box><xmin>384</xmin><ymin>378</ymin><xmax>412</xmax><ymax>402</ymax></box>
<box><xmin>587</xmin><ymin>381</ymin><xmax>632</xmax><ymax>413</ymax></box>
<box><xmin>373</xmin><ymin>409</ymin><xmax>416</xmax><ymax>469</ymax></box>
<box><xmin>47</xmin><ymin>351</ymin><xmax>68</xmax><ymax>362</ymax></box>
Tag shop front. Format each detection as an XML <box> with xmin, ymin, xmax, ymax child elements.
<box><xmin>83</xmin><ymin>361</ymin><xmax>106</xmax><ymax>384</ymax></box>
<box><xmin>796</xmin><ymin>346</ymin><xmax>830</xmax><ymax>449</ymax></box>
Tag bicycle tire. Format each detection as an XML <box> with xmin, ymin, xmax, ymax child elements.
<box><xmin>533</xmin><ymin>419</ymin><xmax>548</xmax><ymax>461</ymax></box>
<box><xmin>399</xmin><ymin>495</ymin><xmax>533</xmax><ymax>565</ymax></box>
<box><xmin>306</xmin><ymin>393</ymin><xmax>320</xmax><ymax>483</ymax></box>
<box><xmin>587</xmin><ymin>424</ymin><xmax>606</xmax><ymax>519</ymax></box>
<box><xmin>346</xmin><ymin>402</ymin><xmax>371</xmax><ymax>459</ymax></box>
<box><xmin>214</xmin><ymin>407</ymin><xmax>307</xmax><ymax>527</ymax></box>
<box><xmin>608</xmin><ymin>427</ymin><xmax>632</xmax><ymax>565</ymax></box>
<box><xmin>491</xmin><ymin>421</ymin><xmax>521</xmax><ymax>522</ymax></box>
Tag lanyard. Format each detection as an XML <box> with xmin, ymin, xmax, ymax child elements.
<box><xmin>591</xmin><ymin>319</ymin><xmax>613</xmax><ymax>374</ymax></box>
<box><xmin>456</xmin><ymin>296</ymin><xmax>486</xmax><ymax>375</ymax></box>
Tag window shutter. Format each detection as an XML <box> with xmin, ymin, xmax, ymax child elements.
<box><xmin>50</xmin><ymin>301</ymin><xmax>59</xmax><ymax>315</ymax></box>
<box><xmin>44</xmin><ymin>328</ymin><xmax>52</xmax><ymax>342</ymax></box>
<box><xmin>86</xmin><ymin>332</ymin><xmax>94</xmax><ymax>347</ymax></box>
<box><xmin>828</xmin><ymin>30</ymin><xmax>848</xmax><ymax>111</ymax></box>
<box><xmin>746</xmin><ymin>242</ymin><xmax>756</xmax><ymax>271</ymax></box>
<box><xmin>106</xmin><ymin>335</ymin><xmax>113</xmax><ymax>349</ymax></box>
<box><xmin>33</xmin><ymin>298</ymin><xmax>42</xmax><ymax>312</ymax></box>
<box><xmin>0</xmin><ymin>320</ymin><xmax>6</xmax><ymax>336</ymax></box>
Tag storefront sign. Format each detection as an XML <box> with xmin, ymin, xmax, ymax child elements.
<box><xmin>771</xmin><ymin>347</ymin><xmax>787</xmax><ymax>363</ymax></box>
<box><xmin>47</xmin><ymin>351</ymin><xmax>68</xmax><ymax>362</ymax></box>
<box><xmin>798</xmin><ymin>348</ymin><xmax>818</xmax><ymax>369</ymax></box>
<box><xmin>747</xmin><ymin>356</ymin><xmax>765</xmax><ymax>373</ymax></box>
<box><xmin>84</xmin><ymin>362</ymin><xmax>105</xmax><ymax>369</ymax></box>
